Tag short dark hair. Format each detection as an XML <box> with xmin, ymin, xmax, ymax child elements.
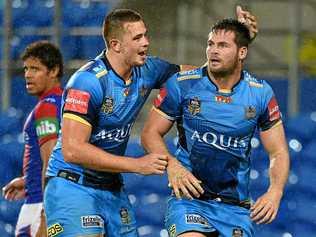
<box><xmin>211</xmin><ymin>18</ymin><xmax>251</xmax><ymax>48</ymax></box>
<box><xmin>21</xmin><ymin>40</ymin><xmax>63</xmax><ymax>79</ymax></box>
<box><xmin>102</xmin><ymin>9</ymin><xmax>143</xmax><ymax>47</ymax></box>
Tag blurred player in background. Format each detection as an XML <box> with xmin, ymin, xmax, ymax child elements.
<box><xmin>44</xmin><ymin>7</ymin><xmax>258</xmax><ymax>237</ymax></box>
<box><xmin>2</xmin><ymin>41</ymin><xmax>63</xmax><ymax>237</ymax></box>
<box><xmin>142</xmin><ymin>19</ymin><xmax>289</xmax><ymax>237</ymax></box>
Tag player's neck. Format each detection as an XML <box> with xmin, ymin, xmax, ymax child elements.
<box><xmin>106</xmin><ymin>51</ymin><xmax>132</xmax><ymax>82</ymax></box>
<box><xmin>208</xmin><ymin>65</ymin><xmax>242</xmax><ymax>91</ymax></box>
<box><xmin>38</xmin><ymin>82</ymin><xmax>60</xmax><ymax>98</ymax></box>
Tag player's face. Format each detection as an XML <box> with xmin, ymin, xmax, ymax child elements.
<box><xmin>23</xmin><ymin>57</ymin><xmax>55</xmax><ymax>96</ymax></box>
<box><xmin>120</xmin><ymin>20</ymin><xmax>149</xmax><ymax>66</ymax></box>
<box><xmin>206</xmin><ymin>30</ymin><xmax>241</xmax><ymax>75</ymax></box>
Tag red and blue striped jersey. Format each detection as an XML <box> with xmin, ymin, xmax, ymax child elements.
<box><xmin>23</xmin><ymin>87</ymin><xmax>62</xmax><ymax>203</ymax></box>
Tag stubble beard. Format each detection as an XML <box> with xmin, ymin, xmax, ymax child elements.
<box><xmin>209</xmin><ymin>58</ymin><xmax>239</xmax><ymax>78</ymax></box>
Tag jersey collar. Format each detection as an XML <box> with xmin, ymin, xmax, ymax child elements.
<box><xmin>39</xmin><ymin>86</ymin><xmax>62</xmax><ymax>100</ymax></box>
<box><xmin>202</xmin><ymin>66</ymin><xmax>245</xmax><ymax>95</ymax></box>
<box><xmin>101</xmin><ymin>52</ymin><xmax>133</xmax><ymax>86</ymax></box>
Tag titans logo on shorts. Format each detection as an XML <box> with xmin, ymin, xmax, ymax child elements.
<box><xmin>154</xmin><ymin>67</ymin><xmax>281</xmax><ymax>202</ymax></box>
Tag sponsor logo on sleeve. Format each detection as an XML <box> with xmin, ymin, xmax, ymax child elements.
<box><xmin>47</xmin><ymin>223</ymin><xmax>63</xmax><ymax>237</ymax></box>
<box><xmin>154</xmin><ymin>87</ymin><xmax>167</xmax><ymax>107</ymax></box>
<box><xmin>81</xmin><ymin>215</ymin><xmax>104</xmax><ymax>228</ymax></box>
<box><xmin>232</xmin><ymin>227</ymin><xmax>243</xmax><ymax>237</ymax></box>
<box><xmin>64</xmin><ymin>89</ymin><xmax>90</xmax><ymax>114</ymax></box>
<box><xmin>35</xmin><ymin>118</ymin><xmax>59</xmax><ymax>138</ymax></box>
<box><xmin>268</xmin><ymin>96</ymin><xmax>280</xmax><ymax>121</ymax></box>
<box><xmin>188</xmin><ymin>97</ymin><xmax>201</xmax><ymax>115</ymax></box>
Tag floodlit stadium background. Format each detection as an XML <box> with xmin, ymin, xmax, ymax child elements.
<box><xmin>0</xmin><ymin>0</ymin><xmax>316</xmax><ymax>236</ymax></box>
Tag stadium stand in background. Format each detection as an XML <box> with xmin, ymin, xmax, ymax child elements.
<box><xmin>0</xmin><ymin>0</ymin><xmax>315</xmax><ymax>236</ymax></box>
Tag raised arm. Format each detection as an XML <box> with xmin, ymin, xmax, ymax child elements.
<box><xmin>251</xmin><ymin>122</ymin><xmax>290</xmax><ymax>224</ymax></box>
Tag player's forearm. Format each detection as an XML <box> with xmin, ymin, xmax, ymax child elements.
<box><xmin>62</xmin><ymin>141</ymin><xmax>139</xmax><ymax>173</ymax></box>
<box><xmin>268</xmin><ymin>149</ymin><xmax>290</xmax><ymax>195</ymax></box>
<box><xmin>141</xmin><ymin>129</ymin><xmax>171</xmax><ymax>157</ymax></box>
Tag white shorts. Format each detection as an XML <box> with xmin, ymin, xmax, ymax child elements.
<box><xmin>15</xmin><ymin>202</ymin><xmax>43</xmax><ymax>237</ymax></box>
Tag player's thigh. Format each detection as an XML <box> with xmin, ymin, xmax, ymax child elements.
<box><xmin>179</xmin><ymin>231</ymin><xmax>219</xmax><ymax>237</ymax></box>
<box><xmin>44</xmin><ymin>177</ymin><xmax>105</xmax><ymax>236</ymax></box>
<box><xmin>103</xmin><ymin>189</ymin><xmax>138</xmax><ymax>237</ymax></box>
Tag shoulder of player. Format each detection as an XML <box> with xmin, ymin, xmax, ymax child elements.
<box><xmin>176</xmin><ymin>68</ymin><xmax>203</xmax><ymax>83</ymax></box>
<box><xmin>76</xmin><ymin>59</ymin><xmax>108</xmax><ymax>79</ymax></box>
<box><xmin>242</xmin><ymin>70</ymin><xmax>269</xmax><ymax>89</ymax></box>
<box><xmin>34</xmin><ymin>100</ymin><xmax>58</xmax><ymax>118</ymax></box>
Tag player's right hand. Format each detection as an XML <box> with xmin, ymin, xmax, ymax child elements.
<box><xmin>236</xmin><ymin>5</ymin><xmax>258</xmax><ymax>41</ymax></box>
<box><xmin>2</xmin><ymin>177</ymin><xmax>26</xmax><ymax>201</ymax></box>
<box><xmin>167</xmin><ymin>157</ymin><xmax>204</xmax><ymax>200</ymax></box>
<box><xmin>136</xmin><ymin>153</ymin><xmax>168</xmax><ymax>175</ymax></box>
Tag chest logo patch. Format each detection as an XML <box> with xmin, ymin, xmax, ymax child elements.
<box><xmin>245</xmin><ymin>106</ymin><xmax>256</xmax><ymax>119</ymax></box>
<box><xmin>215</xmin><ymin>95</ymin><xmax>232</xmax><ymax>104</ymax></box>
<box><xmin>140</xmin><ymin>86</ymin><xmax>148</xmax><ymax>97</ymax></box>
<box><xmin>101</xmin><ymin>97</ymin><xmax>114</xmax><ymax>114</ymax></box>
<box><xmin>188</xmin><ymin>97</ymin><xmax>201</xmax><ymax>115</ymax></box>
<box><xmin>123</xmin><ymin>88</ymin><xmax>130</xmax><ymax>97</ymax></box>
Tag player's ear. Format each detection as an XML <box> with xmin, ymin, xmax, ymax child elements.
<box><xmin>109</xmin><ymin>39</ymin><xmax>121</xmax><ymax>52</ymax></box>
<box><xmin>49</xmin><ymin>66</ymin><xmax>59</xmax><ymax>79</ymax></box>
<box><xmin>239</xmin><ymin>46</ymin><xmax>248</xmax><ymax>60</ymax></box>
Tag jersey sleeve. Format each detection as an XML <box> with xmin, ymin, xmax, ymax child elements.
<box><xmin>63</xmin><ymin>71</ymin><xmax>103</xmax><ymax>126</ymax></box>
<box><xmin>153</xmin><ymin>74</ymin><xmax>182</xmax><ymax>120</ymax></box>
<box><xmin>34</xmin><ymin>102</ymin><xmax>60</xmax><ymax>146</ymax></box>
<box><xmin>146</xmin><ymin>57</ymin><xmax>180</xmax><ymax>89</ymax></box>
<box><xmin>258</xmin><ymin>81</ymin><xmax>282</xmax><ymax>131</ymax></box>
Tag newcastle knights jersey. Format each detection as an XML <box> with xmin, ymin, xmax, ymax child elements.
<box><xmin>154</xmin><ymin>67</ymin><xmax>282</xmax><ymax>202</ymax></box>
<box><xmin>23</xmin><ymin>87</ymin><xmax>62</xmax><ymax>203</ymax></box>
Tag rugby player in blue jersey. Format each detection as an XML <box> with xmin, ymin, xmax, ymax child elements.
<box><xmin>142</xmin><ymin>19</ymin><xmax>289</xmax><ymax>237</ymax></box>
<box><xmin>44</xmin><ymin>8</ymin><xmax>258</xmax><ymax>237</ymax></box>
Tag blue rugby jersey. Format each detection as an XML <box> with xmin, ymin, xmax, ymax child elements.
<box><xmin>154</xmin><ymin>66</ymin><xmax>282</xmax><ymax>202</ymax></box>
<box><xmin>23</xmin><ymin>87</ymin><xmax>62</xmax><ymax>203</ymax></box>
<box><xmin>47</xmin><ymin>52</ymin><xmax>179</xmax><ymax>184</ymax></box>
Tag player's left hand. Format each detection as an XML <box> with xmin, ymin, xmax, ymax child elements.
<box><xmin>167</xmin><ymin>157</ymin><xmax>204</xmax><ymax>200</ymax></box>
<box><xmin>236</xmin><ymin>5</ymin><xmax>258</xmax><ymax>41</ymax></box>
<box><xmin>250</xmin><ymin>188</ymin><xmax>283</xmax><ymax>224</ymax></box>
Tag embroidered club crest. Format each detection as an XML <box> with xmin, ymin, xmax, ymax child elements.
<box><xmin>245</xmin><ymin>106</ymin><xmax>256</xmax><ymax>119</ymax></box>
<box><xmin>188</xmin><ymin>97</ymin><xmax>201</xmax><ymax>115</ymax></box>
<box><xmin>140</xmin><ymin>86</ymin><xmax>148</xmax><ymax>97</ymax></box>
<box><xmin>120</xmin><ymin>208</ymin><xmax>131</xmax><ymax>224</ymax></box>
<box><xmin>101</xmin><ymin>97</ymin><xmax>114</xmax><ymax>114</ymax></box>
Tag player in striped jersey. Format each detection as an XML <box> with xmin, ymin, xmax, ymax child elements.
<box><xmin>2</xmin><ymin>41</ymin><xmax>63</xmax><ymax>237</ymax></box>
